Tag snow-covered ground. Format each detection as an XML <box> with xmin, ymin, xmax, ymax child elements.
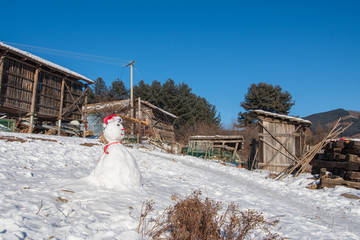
<box><xmin>0</xmin><ymin>132</ymin><xmax>359</xmax><ymax>240</ymax></box>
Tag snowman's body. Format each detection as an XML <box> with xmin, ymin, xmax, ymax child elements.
<box><xmin>91</xmin><ymin>116</ymin><xmax>142</xmax><ymax>189</ymax></box>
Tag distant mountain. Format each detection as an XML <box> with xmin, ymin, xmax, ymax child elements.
<box><xmin>304</xmin><ymin>109</ymin><xmax>360</xmax><ymax>138</ymax></box>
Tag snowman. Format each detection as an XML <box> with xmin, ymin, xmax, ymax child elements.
<box><xmin>91</xmin><ymin>115</ymin><xmax>142</xmax><ymax>189</ymax></box>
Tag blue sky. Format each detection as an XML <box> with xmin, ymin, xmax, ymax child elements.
<box><xmin>2</xmin><ymin>0</ymin><xmax>360</xmax><ymax>126</ymax></box>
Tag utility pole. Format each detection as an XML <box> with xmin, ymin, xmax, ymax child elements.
<box><xmin>126</xmin><ymin>60</ymin><xmax>135</xmax><ymax>135</ymax></box>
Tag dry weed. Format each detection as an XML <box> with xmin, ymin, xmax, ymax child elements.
<box><xmin>80</xmin><ymin>143</ymin><xmax>101</xmax><ymax>147</ymax></box>
<box><xmin>0</xmin><ymin>136</ymin><xmax>27</xmax><ymax>143</ymax></box>
<box><xmin>56</xmin><ymin>197</ymin><xmax>68</xmax><ymax>203</ymax></box>
<box><xmin>28</xmin><ymin>137</ymin><xmax>57</xmax><ymax>142</ymax></box>
<box><xmin>139</xmin><ymin>190</ymin><xmax>282</xmax><ymax>240</ymax></box>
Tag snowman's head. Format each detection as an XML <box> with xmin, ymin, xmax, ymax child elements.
<box><xmin>103</xmin><ymin>115</ymin><xmax>125</xmax><ymax>142</ymax></box>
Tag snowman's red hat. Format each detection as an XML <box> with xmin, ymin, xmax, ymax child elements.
<box><xmin>103</xmin><ymin>114</ymin><xmax>123</xmax><ymax>128</ymax></box>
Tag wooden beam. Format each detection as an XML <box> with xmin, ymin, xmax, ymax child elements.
<box><xmin>320</xmin><ymin>177</ymin><xmax>360</xmax><ymax>190</ymax></box>
<box><xmin>259</xmin><ymin>138</ymin><xmax>296</xmax><ymax>162</ymax></box>
<box><xmin>1</xmin><ymin>82</ymin><xmax>33</xmax><ymax>93</ymax></box>
<box><xmin>82</xmin><ymin>86</ymin><xmax>88</xmax><ymax>138</ymax></box>
<box><xmin>61</xmin><ymin>81</ymin><xmax>87</xmax><ymax>117</ymax></box>
<box><xmin>259</xmin><ymin>133</ymin><xmax>301</xmax><ymax>137</ymax></box>
<box><xmin>138</xmin><ymin>97</ymin><xmax>141</xmax><ymax>143</ymax></box>
<box><xmin>28</xmin><ymin>68</ymin><xmax>40</xmax><ymax>133</ymax></box>
<box><xmin>233</xmin><ymin>142</ymin><xmax>239</xmax><ymax>158</ymax></box>
<box><xmin>6</xmin><ymin>55</ymin><xmax>39</xmax><ymax>69</ymax></box>
<box><xmin>57</xmin><ymin>78</ymin><xmax>65</xmax><ymax>136</ymax></box>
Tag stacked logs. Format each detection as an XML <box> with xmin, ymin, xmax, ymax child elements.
<box><xmin>311</xmin><ymin>139</ymin><xmax>360</xmax><ymax>189</ymax></box>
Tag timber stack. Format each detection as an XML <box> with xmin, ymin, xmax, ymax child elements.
<box><xmin>311</xmin><ymin>139</ymin><xmax>360</xmax><ymax>189</ymax></box>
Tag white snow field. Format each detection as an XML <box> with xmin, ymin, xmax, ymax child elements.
<box><xmin>0</xmin><ymin>132</ymin><xmax>359</xmax><ymax>240</ymax></box>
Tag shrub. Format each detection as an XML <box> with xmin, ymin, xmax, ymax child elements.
<box><xmin>138</xmin><ymin>190</ymin><xmax>281</xmax><ymax>240</ymax></box>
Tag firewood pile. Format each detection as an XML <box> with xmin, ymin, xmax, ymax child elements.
<box><xmin>311</xmin><ymin>139</ymin><xmax>360</xmax><ymax>189</ymax></box>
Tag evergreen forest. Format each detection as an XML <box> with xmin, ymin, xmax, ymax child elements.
<box><xmin>87</xmin><ymin>78</ymin><xmax>221</xmax><ymax>140</ymax></box>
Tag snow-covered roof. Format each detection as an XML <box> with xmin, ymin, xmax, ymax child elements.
<box><xmin>0</xmin><ymin>42</ymin><xmax>93</xmax><ymax>84</ymax></box>
<box><xmin>86</xmin><ymin>99</ymin><xmax>178</xmax><ymax>119</ymax></box>
<box><xmin>86</xmin><ymin>100</ymin><xmax>130</xmax><ymax>113</ymax></box>
<box><xmin>140</xmin><ymin>100</ymin><xmax>178</xmax><ymax>119</ymax></box>
<box><xmin>251</xmin><ymin>109</ymin><xmax>312</xmax><ymax>126</ymax></box>
<box><xmin>189</xmin><ymin>135</ymin><xmax>244</xmax><ymax>141</ymax></box>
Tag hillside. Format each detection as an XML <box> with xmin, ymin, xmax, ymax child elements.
<box><xmin>0</xmin><ymin>132</ymin><xmax>359</xmax><ymax>239</ymax></box>
<box><xmin>304</xmin><ymin>108</ymin><xmax>360</xmax><ymax>137</ymax></box>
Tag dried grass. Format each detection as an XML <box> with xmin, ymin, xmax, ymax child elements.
<box><xmin>0</xmin><ymin>136</ymin><xmax>27</xmax><ymax>143</ymax></box>
<box><xmin>138</xmin><ymin>190</ymin><xmax>281</xmax><ymax>240</ymax></box>
<box><xmin>28</xmin><ymin>137</ymin><xmax>57</xmax><ymax>142</ymax></box>
<box><xmin>80</xmin><ymin>143</ymin><xmax>101</xmax><ymax>147</ymax></box>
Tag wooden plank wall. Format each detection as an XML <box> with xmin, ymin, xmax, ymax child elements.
<box><xmin>259</xmin><ymin>120</ymin><xmax>297</xmax><ymax>172</ymax></box>
<box><xmin>0</xmin><ymin>56</ymin><xmax>85</xmax><ymax>121</ymax></box>
<box><xmin>1</xmin><ymin>57</ymin><xmax>35</xmax><ymax>112</ymax></box>
<box><xmin>38</xmin><ymin>71</ymin><xmax>62</xmax><ymax>117</ymax></box>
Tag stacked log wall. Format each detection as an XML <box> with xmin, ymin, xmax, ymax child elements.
<box><xmin>311</xmin><ymin>140</ymin><xmax>360</xmax><ymax>183</ymax></box>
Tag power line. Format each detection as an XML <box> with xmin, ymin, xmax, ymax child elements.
<box><xmin>134</xmin><ymin>67</ymin><xmax>143</xmax><ymax>80</ymax></box>
<box><xmin>3</xmin><ymin>41</ymin><xmax>131</xmax><ymax>66</ymax></box>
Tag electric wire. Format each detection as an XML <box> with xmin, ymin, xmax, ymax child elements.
<box><xmin>4</xmin><ymin>42</ymin><xmax>174</xmax><ymax>123</ymax></box>
<box><xmin>3</xmin><ymin>41</ymin><xmax>130</xmax><ymax>66</ymax></box>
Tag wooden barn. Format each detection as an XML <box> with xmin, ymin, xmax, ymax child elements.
<box><xmin>0</xmin><ymin>42</ymin><xmax>93</xmax><ymax>135</ymax></box>
<box><xmin>251</xmin><ymin>110</ymin><xmax>312</xmax><ymax>172</ymax></box>
<box><xmin>85</xmin><ymin>98</ymin><xmax>178</xmax><ymax>142</ymax></box>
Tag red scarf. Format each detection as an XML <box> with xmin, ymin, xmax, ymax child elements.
<box><xmin>104</xmin><ymin>141</ymin><xmax>122</xmax><ymax>154</ymax></box>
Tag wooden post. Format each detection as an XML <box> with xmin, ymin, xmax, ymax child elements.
<box><xmin>0</xmin><ymin>56</ymin><xmax>5</xmax><ymax>93</ymax></box>
<box><xmin>137</xmin><ymin>97</ymin><xmax>141</xmax><ymax>144</ymax></box>
<box><xmin>57</xmin><ymin>78</ymin><xmax>65</xmax><ymax>136</ymax></box>
<box><xmin>28</xmin><ymin>68</ymin><xmax>40</xmax><ymax>133</ymax></box>
<box><xmin>130</xmin><ymin>64</ymin><xmax>134</xmax><ymax>135</ymax></box>
<box><xmin>233</xmin><ymin>142</ymin><xmax>239</xmax><ymax>158</ymax></box>
<box><xmin>82</xmin><ymin>86</ymin><xmax>88</xmax><ymax>138</ymax></box>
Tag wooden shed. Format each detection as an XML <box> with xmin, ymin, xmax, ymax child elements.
<box><xmin>184</xmin><ymin>135</ymin><xmax>244</xmax><ymax>162</ymax></box>
<box><xmin>85</xmin><ymin>98</ymin><xmax>178</xmax><ymax>142</ymax></box>
<box><xmin>251</xmin><ymin>110</ymin><xmax>312</xmax><ymax>172</ymax></box>
<box><xmin>0</xmin><ymin>42</ymin><xmax>93</xmax><ymax>135</ymax></box>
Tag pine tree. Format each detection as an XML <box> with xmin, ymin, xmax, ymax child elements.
<box><xmin>238</xmin><ymin>82</ymin><xmax>295</xmax><ymax>126</ymax></box>
<box><xmin>87</xmin><ymin>87</ymin><xmax>96</xmax><ymax>104</ymax></box>
<box><xmin>150</xmin><ymin>81</ymin><xmax>163</xmax><ymax>107</ymax></box>
<box><xmin>134</xmin><ymin>80</ymin><xmax>151</xmax><ymax>102</ymax></box>
<box><xmin>133</xmin><ymin>79</ymin><xmax>220</xmax><ymax>140</ymax></box>
<box><xmin>109</xmin><ymin>78</ymin><xmax>129</xmax><ymax>100</ymax></box>
<box><xmin>90</xmin><ymin>77</ymin><xmax>109</xmax><ymax>103</ymax></box>
<box><xmin>160</xmin><ymin>79</ymin><xmax>178</xmax><ymax>113</ymax></box>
